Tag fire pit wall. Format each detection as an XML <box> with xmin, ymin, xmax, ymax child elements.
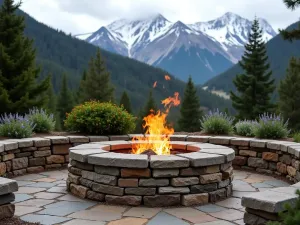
<box><xmin>67</xmin><ymin>141</ymin><xmax>235</xmax><ymax>207</ymax></box>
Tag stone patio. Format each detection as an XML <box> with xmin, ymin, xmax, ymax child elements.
<box><xmin>13</xmin><ymin>169</ymin><xmax>290</xmax><ymax>225</ymax></box>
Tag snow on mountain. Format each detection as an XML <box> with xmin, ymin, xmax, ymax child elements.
<box><xmin>86</xmin><ymin>12</ymin><xmax>277</xmax><ymax>83</ymax></box>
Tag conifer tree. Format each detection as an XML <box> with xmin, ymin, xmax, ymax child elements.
<box><xmin>56</xmin><ymin>74</ymin><xmax>74</xmax><ymax>128</ymax></box>
<box><xmin>178</xmin><ymin>76</ymin><xmax>202</xmax><ymax>132</ymax></box>
<box><xmin>0</xmin><ymin>0</ymin><xmax>50</xmax><ymax>114</ymax></box>
<box><xmin>46</xmin><ymin>82</ymin><xmax>56</xmax><ymax>114</ymax></box>
<box><xmin>230</xmin><ymin>18</ymin><xmax>275</xmax><ymax>120</ymax></box>
<box><xmin>119</xmin><ymin>91</ymin><xmax>132</xmax><ymax>114</ymax></box>
<box><xmin>77</xmin><ymin>69</ymin><xmax>87</xmax><ymax>103</ymax></box>
<box><xmin>81</xmin><ymin>49</ymin><xmax>114</xmax><ymax>102</ymax></box>
<box><xmin>278</xmin><ymin>57</ymin><xmax>300</xmax><ymax>131</ymax></box>
<box><xmin>280</xmin><ymin>0</ymin><xmax>300</xmax><ymax>41</ymax></box>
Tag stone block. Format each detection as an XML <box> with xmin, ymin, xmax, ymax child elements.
<box><xmin>180</xmin><ymin>167</ymin><xmax>203</xmax><ymax>176</ymax></box>
<box><xmin>230</xmin><ymin>138</ymin><xmax>251</xmax><ymax>146</ymax></box>
<box><xmin>139</xmin><ymin>178</ymin><xmax>169</xmax><ymax>187</ymax></box>
<box><xmin>52</xmin><ymin>144</ymin><xmax>72</xmax><ymax>155</ymax></box>
<box><xmin>153</xmin><ymin>169</ymin><xmax>179</xmax><ymax>178</ymax></box>
<box><xmin>277</xmin><ymin>162</ymin><xmax>287</xmax><ymax>174</ymax></box>
<box><xmin>20</xmin><ymin>147</ymin><xmax>37</xmax><ymax>152</ymax></box>
<box><xmin>0</xmin><ymin>204</ymin><xmax>15</xmax><ymax>219</ymax></box>
<box><xmin>186</xmin><ymin>136</ymin><xmax>211</xmax><ymax>143</ymax></box>
<box><xmin>118</xmin><ymin>179</ymin><xmax>138</xmax><ymax>187</ymax></box>
<box><xmin>15</xmin><ymin>152</ymin><xmax>31</xmax><ymax>158</ymax></box>
<box><xmin>233</xmin><ymin>156</ymin><xmax>247</xmax><ymax>166</ymax></box>
<box><xmin>2</xmin><ymin>154</ymin><xmax>15</xmax><ymax>161</ymax></box>
<box><xmin>292</xmin><ymin>159</ymin><xmax>300</xmax><ymax>170</ymax></box>
<box><xmin>268</xmin><ymin>162</ymin><xmax>277</xmax><ymax>171</ymax></box>
<box><xmin>199</xmin><ymin>148</ymin><xmax>235</xmax><ymax>162</ymax></box>
<box><xmin>70</xmin><ymin>183</ymin><xmax>88</xmax><ymax>198</ymax></box>
<box><xmin>190</xmin><ymin>183</ymin><xmax>218</xmax><ymax>194</ymax></box>
<box><xmin>45</xmin><ymin>164</ymin><xmax>62</xmax><ymax>169</ymax></box>
<box><xmin>44</xmin><ymin>136</ymin><xmax>69</xmax><ymax>144</ymax></box>
<box><xmin>12</xmin><ymin>157</ymin><xmax>28</xmax><ymax>170</ymax></box>
<box><xmin>0</xmin><ymin>143</ymin><xmax>3</xmax><ymax>153</ymax></box>
<box><xmin>256</xmin><ymin>168</ymin><xmax>273</xmax><ymax>174</ymax></box>
<box><xmin>65</xmin><ymin>155</ymin><xmax>69</xmax><ymax>163</ymax></box>
<box><xmin>171</xmin><ymin>177</ymin><xmax>199</xmax><ymax>186</ymax></box>
<box><xmin>27</xmin><ymin>166</ymin><xmax>44</xmax><ymax>173</ymax></box>
<box><xmin>287</xmin><ymin>166</ymin><xmax>296</xmax><ymax>176</ymax></box>
<box><xmin>2</xmin><ymin>141</ymin><xmax>18</xmax><ymax>151</ymax></box>
<box><xmin>70</xmin><ymin>148</ymin><xmax>108</xmax><ymax>163</ymax></box>
<box><xmin>280</xmin><ymin>155</ymin><xmax>292</xmax><ymax>165</ymax></box>
<box><xmin>226</xmin><ymin>184</ymin><xmax>233</xmax><ymax>197</ymax></box>
<box><xmin>0</xmin><ymin>162</ymin><xmax>6</xmax><ymax>176</ymax></box>
<box><xmin>244</xmin><ymin>212</ymin><xmax>268</xmax><ymax>225</ymax></box>
<box><xmin>246</xmin><ymin>208</ymin><xmax>279</xmax><ymax>221</ymax></box>
<box><xmin>5</xmin><ymin>161</ymin><xmax>11</xmax><ymax>172</ymax></box>
<box><xmin>181</xmin><ymin>193</ymin><xmax>209</xmax><ymax>206</ymax></box>
<box><xmin>33</xmin><ymin>150</ymin><xmax>51</xmax><ymax>158</ymax></box>
<box><xmin>150</xmin><ymin>155</ymin><xmax>189</xmax><ymax>168</ymax></box>
<box><xmin>109</xmin><ymin>135</ymin><xmax>129</xmax><ymax>141</ymax></box>
<box><xmin>68</xmin><ymin>166</ymin><xmax>82</xmax><ymax>176</ymax></box>
<box><xmin>158</xmin><ymin>187</ymin><xmax>190</xmax><ymax>194</ymax></box>
<box><xmin>178</xmin><ymin>152</ymin><xmax>225</xmax><ymax>167</ymax></box>
<box><xmin>262</xmin><ymin>152</ymin><xmax>279</xmax><ymax>162</ymax></box>
<box><xmin>94</xmin><ymin>173</ymin><xmax>117</xmax><ymax>186</ymax></box>
<box><xmin>239</xmin><ymin>150</ymin><xmax>257</xmax><ymax>157</ymax></box>
<box><xmin>222</xmin><ymin>167</ymin><xmax>233</xmax><ymax>180</ymax></box>
<box><xmin>88</xmin><ymin>136</ymin><xmax>109</xmax><ymax>142</ymax></box>
<box><xmin>200</xmin><ymin>173</ymin><xmax>222</xmax><ymax>184</ymax></box>
<box><xmin>218</xmin><ymin>179</ymin><xmax>230</xmax><ymax>188</ymax></box>
<box><xmin>38</xmin><ymin>147</ymin><xmax>51</xmax><ymax>151</ymax></box>
<box><xmin>95</xmin><ymin>166</ymin><xmax>120</xmax><ymax>176</ymax></box>
<box><xmin>209</xmin><ymin>188</ymin><xmax>227</xmax><ymax>202</ymax></box>
<box><xmin>78</xmin><ymin>178</ymin><xmax>93</xmax><ymax>189</ymax></box>
<box><xmin>67</xmin><ymin>136</ymin><xmax>89</xmax><ymax>143</ymax></box>
<box><xmin>86</xmin><ymin>190</ymin><xmax>104</xmax><ymax>201</ymax></box>
<box><xmin>209</xmin><ymin>136</ymin><xmax>235</xmax><ymax>145</ymax></box>
<box><xmin>125</xmin><ymin>187</ymin><xmax>156</xmax><ymax>196</ymax></box>
<box><xmin>68</xmin><ymin>173</ymin><xmax>80</xmax><ymax>184</ymax></box>
<box><xmin>0</xmin><ymin>193</ymin><xmax>15</xmax><ymax>205</ymax></box>
<box><xmin>250</xmin><ymin>139</ymin><xmax>267</xmax><ymax>148</ymax></box>
<box><xmin>46</xmin><ymin>155</ymin><xmax>65</xmax><ymax>164</ymax></box>
<box><xmin>220</xmin><ymin>162</ymin><xmax>232</xmax><ymax>171</ymax></box>
<box><xmin>71</xmin><ymin>160</ymin><xmax>94</xmax><ymax>171</ymax></box>
<box><xmin>89</xmin><ymin>153</ymin><xmax>148</xmax><ymax>168</ymax></box>
<box><xmin>105</xmin><ymin>195</ymin><xmax>141</xmax><ymax>206</ymax></box>
<box><xmin>121</xmin><ymin>168</ymin><xmax>151</xmax><ymax>178</ymax></box>
<box><xmin>13</xmin><ymin>169</ymin><xmax>26</xmax><ymax>176</ymax></box>
<box><xmin>29</xmin><ymin>157</ymin><xmax>46</xmax><ymax>166</ymax></box>
<box><xmin>92</xmin><ymin>183</ymin><xmax>124</xmax><ymax>196</ymax></box>
<box><xmin>143</xmin><ymin>195</ymin><xmax>180</xmax><ymax>207</ymax></box>
<box><xmin>248</xmin><ymin>157</ymin><xmax>268</xmax><ymax>169</ymax></box>
<box><xmin>0</xmin><ymin>177</ymin><xmax>18</xmax><ymax>195</ymax></box>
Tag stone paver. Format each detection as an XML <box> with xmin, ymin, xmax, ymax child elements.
<box><xmin>11</xmin><ymin>168</ymin><xmax>291</xmax><ymax>225</ymax></box>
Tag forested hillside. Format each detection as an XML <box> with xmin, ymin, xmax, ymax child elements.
<box><xmin>15</xmin><ymin>8</ymin><xmax>233</xmax><ymax>115</ymax></box>
<box><xmin>204</xmin><ymin>21</ymin><xmax>300</xmax><ymax>93</ymax></box>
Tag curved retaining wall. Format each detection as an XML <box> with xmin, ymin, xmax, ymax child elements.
<box><xmin>67</xmin><ymin>141</ymin><xmax>235</xmax><ymax>207</ymax></box>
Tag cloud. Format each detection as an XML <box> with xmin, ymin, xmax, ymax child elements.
<box><xmin>21</xmin><ymin>0</ymin><xmax>300</xmax><ymax>35</ymax></box>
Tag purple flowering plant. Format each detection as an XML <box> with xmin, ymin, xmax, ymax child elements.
<box><xmin>28</xmin><ymin>108</ymin><xmax>55</xmax><ymax>133</ymax></box>
<box><xmin>235</xmin><ymin>120</ymin><xmax>258</xmax><ymax>137</ymax></box>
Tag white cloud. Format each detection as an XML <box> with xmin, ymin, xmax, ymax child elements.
<box><xmin>20</xmin><ymin>0</ymin><xmax>300</xmax><ymax>36</ymax></box>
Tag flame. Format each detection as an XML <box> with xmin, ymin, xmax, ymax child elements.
<box><xmin>132</xmin><ymin>92</ymin><xmax>180</xmax><ymax>155</ymax></box>
<box><xmin>165</xmin><ymin>75</ymin><xmax>171</xmax><ymax>80</ymax></box>
<box><xmin>153</xmin><ymin>81</ymin><xmax>157</xmax><ymax>88</ymax></box>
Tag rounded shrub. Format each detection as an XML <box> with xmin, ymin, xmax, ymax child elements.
<box><xmin>235</xmin><ymin>120</ymin><xmax>257</xmax><ymax>137</ymax></box>
<box><xmin>294</xmin><ymin>132</ymin><xmax>300</xmax><ymax>143</ymax></box>
<box><xmin>253</xmin><ymin>113</ymin><xmax>290</xmax><ymax>139</ymax></box>
<box><xmin>64</xmin><ymin>101</ymin><xmax>136</xmax><ymax>135</ymax></box>
<box><xmin>200</xmin><ymin>109</ymin><xmax>234</xmax><ymax>135</ymax></box>
<box><xmin>0</xmin><ymin>113</ymin><xmax>35</xmax><ymax>138</ymax></box>
<box><xmin>28</xmin><ymin>108</ymin><xmax>55</xmax><ymax>133</ymax></box>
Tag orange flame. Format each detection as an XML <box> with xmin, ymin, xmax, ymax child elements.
<box><xmin>132</xmin><ymin>92</ymin><xmax>180</xmax><ymax>155</ymax></box>
<box><xmin>165</xmin><ymin>75</ymin><xmax>171</xmax><ymax>80</ymax></box>
<box><xmin>153</xmin><ymin>81</ymin><xmax>157</xmax><ymax>88</ymax></box>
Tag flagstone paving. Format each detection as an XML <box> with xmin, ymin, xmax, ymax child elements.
<box><xmin>13</xmin><ymin>169</ymin><xmax>290</xmax><ymax>225</ymax></box>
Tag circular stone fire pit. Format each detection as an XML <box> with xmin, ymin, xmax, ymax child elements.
<box><xmin>67</xmin><ymin>141</ymin><xmax>235</xmax><ymax>207</ymax></box>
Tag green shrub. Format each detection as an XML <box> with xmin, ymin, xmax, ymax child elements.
<box><xmin>253</xmin><ymin>113</ymin><xmax>290</xmax><ymax>139</ymax></box>
<box><xmin>235</xmin><ymin>120</ymin><xmax>257</xmax><ymax>137</ymax></box>
<box><xmin>64</xmin><ymin>101</ymin><xmax>136</xmax><ymax>135</ymax></box>
<box><xmin>294</xmin><ymin>132</ymin><xmax>300</xmax><ymax>143</ymax></box>
<box><xmin>200</xmin><ymin>109</ymin><xmax>234</xmax><ymax>135</ymax></box>
<box><xmin>28</xmin><ymin>108</ymin><xmax>55</xmax><ymax>133</ymax></box>
<box><xmin>0</xmin><ymin>113</ymin><xmax>35</xmax><ymax>138</ymax></box>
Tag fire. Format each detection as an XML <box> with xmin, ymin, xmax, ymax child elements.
<box><xmin>132</xmin><ymin>92</ymin><xmax>180</xmax><ymax>155</ymax></box>
<box><xmin>165</xmin><ymin>75</ymin><xmax>171</xmax><ymax>80</ymax></box>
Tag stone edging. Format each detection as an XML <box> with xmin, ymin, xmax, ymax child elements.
<box><xmin>0</xmin><ymin>177</ymin><xmax>18</xmax><ymax>219</ymax></box>
<box><xmin>67</xmin><ymin>141</ymin><xmax>234</xmax><ymax>206</ymax></box>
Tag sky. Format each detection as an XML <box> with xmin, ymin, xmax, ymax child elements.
<box><xmin>20</xmin><ymin>0</ymin><xmax>300</xmax><ymax>38</ymax></box>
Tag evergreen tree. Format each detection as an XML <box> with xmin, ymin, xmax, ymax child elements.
<box><xmin>119</xmin><ymin>91</ymin><xmax>132</xmax><ymax>114</ymax></box>
<box><xmin>230</xmin><ymin>18</ymin><xmax>275</xmax><ymax>120</ymax></box>
<box><xmin>56</xmin><ymin>74</ymin><xmax>74</xmax><ymax>128</ymax></box>
<box><xmin>280</xmin><ymin>0</ymin><xmax>300</xmax><ymax>41</ymax></box>
<box><xmin>46</xmin><ymin>82</ymin><xmax>56</xmax><ymax>114</ymax></box>
<box><xmin>178</xmin><ymin>76</ymin><xmax>202</xmax><ymax>132</ymax></box>
<box><xmin>278</xmin><ymin>57</ymin><xmax>300</xmax><ymax>131</ymax></box>
<box><xmin>0</xmin><ymin>0</ymin><xmax>49</xmax><ymax>114</ymax></box>
<box><xmin>81</xmin><ymin>48</ymin><xmax>114</xmax><ymax>102</ymax></box>
<box><xmin>77</xmin><ymin>69</ymin><xmax>87</xmax><ymax>103</ymax></box>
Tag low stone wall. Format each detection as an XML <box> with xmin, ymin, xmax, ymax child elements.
<box><xmin>0</xmin><ymin>177</ymin><xmax>18</xmax><ymax>219</ymax></box>
<box><xmin>67</xmin><ymin>141</ymin><xmax>234</xmax><ymax>206</ymax></box>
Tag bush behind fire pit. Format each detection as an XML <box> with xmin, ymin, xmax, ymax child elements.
<box><xmin>64</xmin><ymin>101</ymin><xmax>136</xmax><ymax>135</ymax></box>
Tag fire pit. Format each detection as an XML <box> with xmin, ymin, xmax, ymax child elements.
<box><xmin>67</xmin><ymin>140</ymin><xmax>235</xmax><ymax>207</ymax></box>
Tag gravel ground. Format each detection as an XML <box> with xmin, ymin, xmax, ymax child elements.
<box><xmin>2</xmin><ymin>217</ymin><xmax>40</xmax><ymax>225</ymax></box>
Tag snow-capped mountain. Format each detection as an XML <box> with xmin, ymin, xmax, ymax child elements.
<box><xmin>86</xmin><ymin>12</ymin><xmax>276</xmax><ymax>84</ymax></box>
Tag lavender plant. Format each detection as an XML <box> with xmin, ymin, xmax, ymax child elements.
<box><xmin>235</xmin><ymin>120</ymin><xmax>258</xmax><ymax>137</ymax></box>
<box><xmin>28</xmin><ymin>108</ymin><xmax>55</xmax><ymax>133</ymax></box>
<box><xmin>253</xmin><ymin>113</ymin><xmax>290</xmax><ymax>139</ymax></box>
<box><xmin>200</xmin><ymin>109</ymin><xmax>234</xmax><ymax>134</ymax></box>
<box><xmin>0</xmin><ymin>113</ymin><xmax>35</xmax><ymax>138</ymax></box>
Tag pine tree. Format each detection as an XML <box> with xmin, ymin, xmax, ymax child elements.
<box><xmin>280</xmin><ymin>0</ymin><xmax>300</xmax><ymax>41</ymax></box>
<box><xmin>119</xmin><ymin>91</ymin><xmax>132</xmax><ymax>114</ymax></box>
<box><xmin>56</xmin><ymin>74</ymin><xmax>74</xmax><ymax>128</ymax></box>
<box><xmin>46</xmin><ymin>82</ymin><xmax>56</xmax><ymax>114</ymax></box>
<box><xmin>77</xmin><ymin>69</ymin><xmax>87</xmax><ymax>103</ymax></box>
<box><xmin>81</xmin><ymin>48</ymin><xmax>114</xmax><ymax>102</ymax></box>
<box><xmin>278</xmin><ymin>57</ymin><xmax>300</xmax><ymax>131</ymax></box>
<box><xmin>178</xmin><ymin>76</ymin><xmax>202</xmax><ymax>132</ymax></box>
<box><xmin>0</xmin><ymin>0</ymin><xmax>50</xmax><ymax>114</ymax></box>
<box><xmin>230</xmin><ymin>18</ymin><xmax>275</xmax><ymax>120</ymax></box>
